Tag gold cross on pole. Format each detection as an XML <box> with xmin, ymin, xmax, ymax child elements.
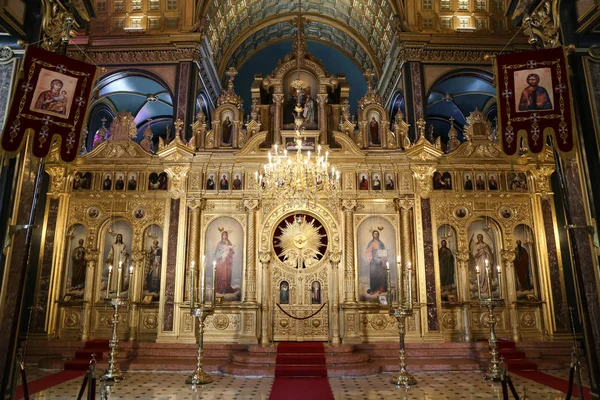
<box><xmin>226</xmin><ymin>67</ymin><xmax>238</xmax><ymax>90</ymax></box>
<box><xmin>363</xmin><ymin>69</ymin><xmax>375</xmax><ymax>91</ymax></box>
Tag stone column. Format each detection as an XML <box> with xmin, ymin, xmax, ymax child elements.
<box><xmin>329</xmin><ymin>251</ymin><xmax>341</xmax><ymax>345</ymax></box>
<box><xmin>244</xmin><ymin>199</ymin><xmax>260</xmax><ymax>303</ymax></box>
<box><xmin>81</xmin><ymin>249</ymin><xmax>98</xmax><ymax>342</ymax></box>
<box><xmin>128</xmin><ymin>250</ymin><xmax>144</xmax><ymax>341</ymax></box>
<box><xmin>317</xmin><ymin>94</ymin><xmax>328</xmax><ymax>145</ymax></box>
<box><xmin>342</xmin><ymin>200</ymin><xmax>357</xmax><ymax>303</ymax></box>
<box><xmin>273</xmin><ymin>94</ymin><xmax>284</xmax><ymax>145</ymax></box>
<box><xmin>259</xmin><ymin>251</ymin><xmax>271</xmax><ymax>345</ymax></box>
<box><xmin>455</xmin><ymin>251</ymin><xmax>472</xmax><ymax>342</ymax></box>
<box><xmin>162</xmin><ymin>199</ymin><xmax>181</xmax><ymax>332</ymax></box>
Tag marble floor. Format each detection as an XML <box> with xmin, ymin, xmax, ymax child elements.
<box><xmin>21</xmin><ymin>367</ymin><xmax>585</xmax><ymax>400</ymax></box>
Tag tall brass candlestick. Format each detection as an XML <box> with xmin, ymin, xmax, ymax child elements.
<box><xmin>212</xmin><ymin>260</ymin><xmax>217</xmax><ymax>306</ymax></box>
<box><xmin>106</xmin><ymin>265</ymin><xmax>112</xmax><ymax>299</ymax></box>
<box><xmin>476</xmin><ymin>266</ymin><xmax>482</xmax><ymax>301</ymax></box>
<box><xmin>200</xmin><ymin>256</ymin><xmax>206</xmax><ymax>305</ymax></box>
<box><xmin>190</xmin><ymin>261</ymin><xmax>195</xmax><ymax>309</ymax></box>
<box><xmin>116</xmin><ymin>262</ymin><xmax>123</xmax><ymax>298</ymax></box>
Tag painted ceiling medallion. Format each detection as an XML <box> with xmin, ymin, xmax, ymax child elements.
<box><xmin>276</xmin><ymin>215</ymin><xmax>325</xmax><ymax>269</ymax></box>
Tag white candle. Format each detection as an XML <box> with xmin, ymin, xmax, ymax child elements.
<box><xmin>212</xmin><ymin>260</ymin><xmax>217</xmax><ymax>306</ymax></box>
<box><xmin>396</xmin><ymin>255</ymin><xmax>402</xmax><ymax>306</ymax></box>
<box><xmin>497</xmin><ymin>265</ymin><xmax>502</xmax><ymax>299</ymax></box>
<box><xmin>129</xmin><ymin>265</ymin><xmax>133</xmax><ymax>300</ymax></box>
<box><xmin>486</xmin><ymin>266</ymin><xmax>492</xmax><ymax>300</ymax></box>
<box><xmin>476</xmin><ymin>265</ymin><xmax>482</xmax><ymax>301</ymax></box>
<box><xmin>407</xmin><ymin>262</ymin><xmax>413</xmax><ymax>310</ymax></box>
<box><xmin>106</xmin><ymin>265</ymin><xmax>112</xmax><ymax>299</ymax></box>
<box><xmin>116</xmin><ymin>262</ymin><xmax>123</xmax><ymax>298</ymax></box>
<box><xmin>386</xmin><ymin>262</ymin><xmax>391</xmax><ymax>308</ymax></box>
<box><xmin>190</xmin><ymin>261</ymin><xmax>195</xmax><ymax>308</ymax></box>
<box><xmin>201</xmin><ymin>255</ymin><xmax>206</xmax><ymax>305</ymax></box>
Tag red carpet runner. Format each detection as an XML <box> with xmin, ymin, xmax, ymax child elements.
<box><xmin>269</xmin><ymin>342</ymin><xmax>334</xmax><ymax>400</ymax></box>
<box><xmin>15</xmin><ymin>370</ymin><xmax>85</xmax><ymax>400</ymax></box>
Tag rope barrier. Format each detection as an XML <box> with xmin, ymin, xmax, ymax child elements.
<box><xmin>276</xmin><ymin>302</ymin><xmax>327</xmax><ymax>320</ymax></box>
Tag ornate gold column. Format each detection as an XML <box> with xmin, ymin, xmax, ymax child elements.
<box><xmin>273</xmin><ymin>94</ymin><xmax>284</xmax><ymax>145</ymax></box>
<box><xmin>342</xmin><ymin>200</ymin><xmax>357</xmax><ymax>303</ymax></box>
<box><xmin>128</xmin><ymin>250</ymin><xmax>145</xmax><ymax>341</ymax></box>
<box><xmin>187</xmin><ymin>198</ymin><xmax>203</xmax><ymax>278</ymax></box>
<box><xmin>244</xmin><ymin>199</ymin><xmax>260</xmax><ymax>303</ymax></box>
<box><xmin>317</xmin><ymin>94</ymin><xmax>328</xmax><ymax>145</ymax></box>
<box><xmin>329</xmin><ymin>251</ymin><xmax>341</xmax><ymax>345</ymax></box>
<box><xmin>259</xmin><ymin>251</ymin><xmax>271</xmax><ymax>345</ymax></box>
<box><xmin>501</xmin><ymin>249</ymin><xmax>520</xmax><ymax>341</ymax></box>
<box><xmin>455</xmin><ymin>251</ymin><xmax>472</xmax><ymax>342</ymax></box>
<box><xmin>81</xmin><ymin>248</ymin><xmax>98</xmax><ymax>342</ymax></box>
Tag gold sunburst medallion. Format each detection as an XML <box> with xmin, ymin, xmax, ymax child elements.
<box><xmin>276</xmin><ymin>216</ymin><xmax>325</xmax><ymax>268</ymax></box>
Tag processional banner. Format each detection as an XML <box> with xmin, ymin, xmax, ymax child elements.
<box><xmin>495</xmin><ymin>47</ymin><xmax>574</xmax><ymax>157</ymax></box>
<box><xmin>1</xmin><ymin>46</ymin><xmax>96</xmax><ymax>162</ymax></box>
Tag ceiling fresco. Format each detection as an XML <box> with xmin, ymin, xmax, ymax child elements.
<box><xmin>226</xmin><ymin>21</ymin><xmax>375</xmax><ymax>73</ymax></box>
<box><xmin>203</xmin><ymin>0</ymin><xmax>396</xmax><ymax>76</ymax></box>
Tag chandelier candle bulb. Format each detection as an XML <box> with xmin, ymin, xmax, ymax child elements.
<box><xmin>497</xmin><ymin>265</ymin><xmax>502</xmax><ymax>299</ymax></box>
<box><xmin>106</xmin><ymin>265</ymin><xmax>112</xmax><ymax>299</ymax></box>
<box><xmin>476</xmin><ymin>265</ymin><xmax>482</xmax><ymax>301</ymax></box>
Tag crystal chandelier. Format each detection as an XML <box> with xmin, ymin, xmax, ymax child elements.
<box><xmin>256</xmin><ymin>134</ymin><xmax>340</xmax><ymax>206</ymax></box>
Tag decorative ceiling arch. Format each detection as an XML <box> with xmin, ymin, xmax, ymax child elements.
<box><xmin>226</xmin><ymin>21</ymin><xmax>375</xmax><ymax>74</ymax></box>
<box><xmin>202</xmin><ymin>0</ymin><xmax>396</xmax><ymax>78</ymax></box>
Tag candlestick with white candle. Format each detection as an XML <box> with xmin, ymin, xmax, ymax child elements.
<box><xmin>106</xmin><ymin>265</ymin><xmax>113</xmax><ymax>299</ymax></box>
<box><xmin>476</xmin><ymin>266</ymin><xmax>482</xmax><ymax>301</ymax></box>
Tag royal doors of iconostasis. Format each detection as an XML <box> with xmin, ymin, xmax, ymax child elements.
<box><xmin>263</xmin><ymin>207</ymin><xmax>341</xmax><ymax>342</ymax></box>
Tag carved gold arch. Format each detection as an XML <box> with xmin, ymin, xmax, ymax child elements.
<box><xmin>214</xmin><ymin>13</ymin><xmax>384</xmax><ymax>77</ymax></box>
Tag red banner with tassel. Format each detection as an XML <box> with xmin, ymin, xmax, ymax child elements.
<box><xmin>495</xmin><ymin>47</ymin><xmax>574</xmax><ymax>157</ymax></box>
<box><xmin>1</xmin><ymin>46</ymin><xmax>96</xmax><ymax>162</ymax></box>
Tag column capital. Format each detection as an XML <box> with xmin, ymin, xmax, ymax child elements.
<box><xmin>243</xmin><ymin>198</ymin><xmax>261</xmax><ymax>212</ymax></box>
<box><xmin>329</xmin><ymin>251</ymin><xmax>341</xmax><ymax>264</ymax></box>
<box><xmin>259</xmin><ymin>251</ymin><xmax>271</xmax><ymax>264</ymax></box>
<box><xmin>341</xmin><ymin>199</ymin><xmax>357</xmax><ymax>212</ymax></box>
<box><xmin>394</xmin><ymin>197</ymin><xmax>414</xmax><ymax>212</ymax></box>
<box><xmin>187</xmin><ymin>197</ymin><xmax>205</xmax><ymax>211</ymax></box>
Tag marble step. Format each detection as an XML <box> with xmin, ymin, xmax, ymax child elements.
<box><xmin>230</xmin><ymin>351</ymin><xmax>369</xmax><ymax>365</ymax></box>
